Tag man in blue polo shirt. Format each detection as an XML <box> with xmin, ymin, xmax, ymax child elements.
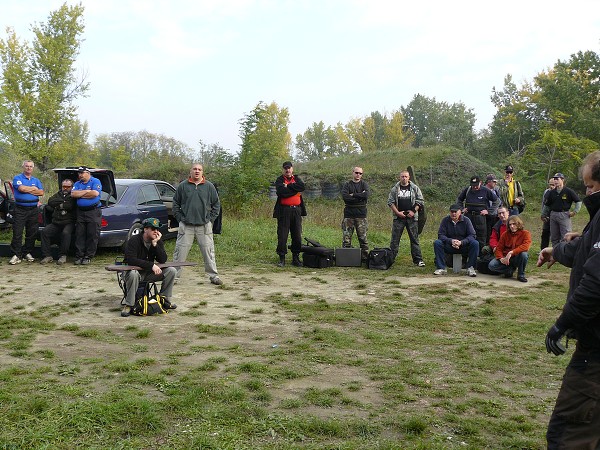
<box><xmin>70</xmin><ymin>166</ymin><xmax>102</xmax><ymax>265</ymax></box>
<box><xmin>9</xmin><ymin>160</ymin><xmax>44</xmax><ymax>265</ymax></box>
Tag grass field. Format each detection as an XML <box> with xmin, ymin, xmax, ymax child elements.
<box><xmin>0</xmin><ymin>195</ymin><xmax>583</xmax><ymax>449</ymax></box>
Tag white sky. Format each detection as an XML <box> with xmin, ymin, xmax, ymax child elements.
<box><xmin>2</xmin><ymin>0</ymin><xmax>599</xmax><ymax>153</ymax></box>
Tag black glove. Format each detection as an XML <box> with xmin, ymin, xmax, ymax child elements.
<box><xmin>545</xmin><ymin>325</ymin><xmax>566</xmax><ymax>356</ymax></box>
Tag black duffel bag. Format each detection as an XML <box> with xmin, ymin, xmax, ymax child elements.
<box><xmin>367</xmin><ymin>247</ymin><xmax>394</xmax><ymax>270</ymax></box>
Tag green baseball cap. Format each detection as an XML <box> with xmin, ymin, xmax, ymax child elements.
<box><xmin>142</xmin><ymin>218</ymin><xmax>161</xmax><ymax>229</ymax></box>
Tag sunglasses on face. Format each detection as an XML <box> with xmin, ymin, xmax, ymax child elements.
<box><xmin>354</xmin><ymin>172</ymin><xmax>363</xmax><ymax>175</ymax></box>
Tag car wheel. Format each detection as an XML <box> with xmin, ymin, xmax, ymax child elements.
<box><xmin>122</xmin><ymin>222</ymin><xmax>143</xmax><ymax>251</ymax></box>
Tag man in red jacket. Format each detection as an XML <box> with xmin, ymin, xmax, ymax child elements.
<box><xmin>487</xmin><ymin>215</ymin><xmax>531</xmax><ymax>282</ymax></box>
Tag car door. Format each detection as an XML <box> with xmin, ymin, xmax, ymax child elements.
<box><xmin>136</xmin><ymin>183</ymin><xmax>169</xmax><ymax>233</ymax></box>
<box><xmin>154</xmin><ymin>182</ymin><xmax>179</xmax><ymax>233</ymax></box>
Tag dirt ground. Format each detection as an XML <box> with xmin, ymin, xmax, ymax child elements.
<box><xmin>2</xmin><ymin>259</ymin><xmax>559</xmax><ymax>420</ymax></box>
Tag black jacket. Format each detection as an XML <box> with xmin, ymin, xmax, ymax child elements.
<box><xmin>47</xmin><ymin>190</ymin><xmax>76</xmax><ymax>226</ymax></box>
<box><xmin>272</xmin><ymin>174</ymin><xmax>307</xmax><ymax>218</ymax></box>
<box><xmin>553</xmin><ymin>191</ymin><xmax>600</xmax><ymax>350</ymax></box>
<box><xmin>124</xmin><ymin>233</ymin><xmax>168</xmax><ymax>271</ymax></box>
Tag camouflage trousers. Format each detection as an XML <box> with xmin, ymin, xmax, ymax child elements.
<box><xmin>342</xmin><ymin>217</ymin><xmax>369</xmax><ymax>260</ymax></box>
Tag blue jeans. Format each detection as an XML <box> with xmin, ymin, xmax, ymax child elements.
<box><xmin>488</xmin><ymin>252</ymin><xmax>529</xmax><ymax>277</ymax></box>
<box><xmin>433</xmin><ymin>239</ymin><xmax>479</xmax><ymax>270</ymax></box>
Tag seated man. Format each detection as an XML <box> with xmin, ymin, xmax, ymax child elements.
<box><xmin>40</xmin><ymin>179</ymin><xmax>76</xmax><ymax>265</ymax></box>
<box><xmin>488</xmin><ymin>206</ymin><xmax>509</xmax><ymax>253</ymax></box>
<box><xmin>433</xmin><ymin>203</ymin><xmax>479</xmax><ymax>277</ymax></box>
<box><xmin>121</xmin><ymin>218</ymin><xmax>177</xmax><ymax>317</ymax></box>
<box><xmin>488</xmin><ymin>215</ymin><xmax>531</xmax><ymax>282</ymax></box>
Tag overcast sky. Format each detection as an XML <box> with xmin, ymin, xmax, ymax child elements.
<box><xmin>3</xmin><ymin>0</ymin><xmax>599</xmax><ymax>154</ymax></box>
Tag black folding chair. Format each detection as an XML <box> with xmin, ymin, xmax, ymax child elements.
<box><xmin>114</xmin><ymin>256</ymin><xmax>157</xmax><ymax>306</ymax></box>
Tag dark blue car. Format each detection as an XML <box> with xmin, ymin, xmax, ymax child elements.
<box><xmin>46</xmin><ymin>168</ymin><xmax>179</xmax><ymax>248</ymax></box>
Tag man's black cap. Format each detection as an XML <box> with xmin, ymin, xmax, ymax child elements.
<box><xmin>77</xmin><ymin>166</ymin><xmax>90</xmax><ymax>173</ymax></box>
<box><xmin>505</xmin><ymin>165</ymin><xmax>514</xmax><ymax>172</ymax></box>
<box><xmin>450</xmin><ymin>203</ymin><xmax>462</xmax><ymax>212</ymax></box>
<box><xmin>470</xmin><ymin>175</ymin><xmax>480</xmax><ymax>185</ymax></box>
<box><xmin>282</xmin><ymin>161</ymin><xmax>293</xmax><ymax>169</ymax></box>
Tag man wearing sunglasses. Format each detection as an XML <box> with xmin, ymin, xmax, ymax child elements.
<box><xmin>39</xmin><ymin>179</ymin><xmax>76</xmax><ymax>265</ymax></box>
<box><xmin>341</xmin><ymin>167</ymin><xmax>370</xmax><ymax>261</ymax></box>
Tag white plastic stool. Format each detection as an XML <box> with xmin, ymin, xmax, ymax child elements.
<box><xmin>452</xmin><ymin>254</ymin><xmax>462</xmax><ymax>273</ymax></box>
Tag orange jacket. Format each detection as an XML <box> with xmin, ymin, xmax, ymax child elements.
<box><xmin>494</xmin><ymin>229</ymin><xmax>532</xmax><ymax>258</ymax></box>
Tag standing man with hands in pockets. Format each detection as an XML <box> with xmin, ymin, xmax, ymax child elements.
<box><xmin>172</xmin><ymin>163</ymin><xmax>222</xmax><ymax>285</ymax></box>
<box><xmin>538</xmin><ymin>150</ymin><xmax>600</xmax><ymax>449</ymax></box>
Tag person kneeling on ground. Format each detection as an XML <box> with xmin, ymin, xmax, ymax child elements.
<box><xmin>488</xmin><ymin>215</ymin><xmax>531</xmax><ymax>282</ymax></box>
<box><xmin>121</xmin><ymin>218</ymin><xmax>177</xmax><ymax>317</ymax></box>
<box><xmin>433</xmin><ymin>203</ymin><xmax>479</xmax><ymax>277</ymax></box>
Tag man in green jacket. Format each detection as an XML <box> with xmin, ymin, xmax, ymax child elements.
<box><xmin>172</xmin><ymin>163</ymin><xmax>222</xmax><ymax>285</ymax></box>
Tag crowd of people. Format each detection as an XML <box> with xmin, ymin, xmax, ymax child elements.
<box><xmin>6</xmin><ymin>152</ymin><xmax>600</xmax><ymax>447</ymax></box>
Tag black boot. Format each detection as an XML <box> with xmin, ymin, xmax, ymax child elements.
<box><xmin>292</xmin><ymin>254</ymin><xmax>303</xmax><ymax>267</ymax></box>
<box><xmin>277</xmin><ymin>255</ymin><xmax>285</xmax><ymax>267</ymax></box>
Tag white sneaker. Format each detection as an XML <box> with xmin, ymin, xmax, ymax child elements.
<box><xmin>433</xmin><ymin>268</ymin><xmax>447</xmax><ymax>275</ymax></box>
<box><xmin>416</xmin><ymin>261</ymin><xmax>426</xmax><ymax>267</ymax></box>
<box><xmin>467</xmin><ymin>266</ymin><xmax>477</xmax><ymax>277</ymax></box>
<box><xmin>24</xmin><ymin>253</ymin><xmax>35</xmax><ymax>262</ymax></box>
<box><xmin>9</xmin><ymin>255</ymin><xmax>21</xmax><ymax>265</ymax></box>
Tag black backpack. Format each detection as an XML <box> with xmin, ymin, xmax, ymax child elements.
<box><xmin>367</xmin><ymin>247</ymin><xmax>394</xmax><ymax>270</ymax></box>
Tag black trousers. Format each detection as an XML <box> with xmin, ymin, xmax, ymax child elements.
<box><xmin>75</xmin><ymin>208</ymin><xmax>101</xmax><ymax>259</ymax></box>
<box><xmin>41</xmin><ymin>222</ymin><xmax>74</xmax><ymax>257</ymax></box>
<box><xmin>541</xmin><ymin>219</ymin><xmax>551</xmax><ymax>250</ymax></box>
<box><xmin>10</xmin><ymin>205</ymin><xmax>39</xmax><ymax>257</ymax></box>
<box><xmin>485</xmin><ymin>214</ymin><xmax>497</xmax><ymax>245</ymax></box>
<box><xmin>276</xmin><ymin>207</ymin><xmax>302</xmax><ymax>256</ymax></box>
<box><xmin>547</xmin><ymin>348</ymin><xmax>600</xmax><ymax>449</ymax></box>
<box><xmin>467</xmin><ymin>212</ymin><xmax>487</xmax><ymax>254</ymax></box>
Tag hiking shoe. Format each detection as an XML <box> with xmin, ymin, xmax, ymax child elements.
<box><xmin>81</xmin><ymin>258</ymin><xmax>91</xmax><ymax>265</ymax></box>
<box><xmin>467</xmin><ymin>266</ymin><xmax>477</xmax><ymax>277</ymax></box>
<box><xmin>165</xmin><ymin>301</ymin><xmax>177</xmax><ymax>310</ymax></box>
<box><xmin>210</xmin><ymin>276</ymin><xmax>223</xmax><ymax>286</ymax></box>
<box><xmin>24</xmin><ymin>253</ymin><xmax>35</xmax><ymax>262</ymax></box>
<box><xmin>416</xmin><ymin>261</ymin><xmax>426</xmax><ymax>267</ymax></box>
<box><xmin>433</xmin><ymin>268</ymin><xmax>447</xmax><ymax>275</ymax></box>
<box><xmin>74</xmin><ymin>258</ymin><xmax>83</xmax><ymax>265</ymax></box>
<box><xmin>517</xmin><ymin>275</ymin><xmax>528</xmax><ymax>283</ymax></box>
<box><xmin>121</xmin><ymin>306</ymin><xmax>131</xmax><ymax>317</ymax></box>
<box><xmin>57</xmin><ymin>255</ymin><xmax>67</xmax><ymax>265</ymax></box>
<box><xmin>40</xmin><ymin>256</ymin><xmax>54</xmax><ymax>264</ymax></box>
<box><xmin>9</xmin><ymin>255</ymin><xmax>21</xmax><ymax>265</ymax></box>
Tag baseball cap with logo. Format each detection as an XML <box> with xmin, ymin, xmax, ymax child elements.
<box><xmin>553</xmin><ymin>172</ymin><xmax>565</xmax><ymax>179</ymax></box>
<box><xmin>470</xmin><ymin>175</ymin><xmax>481</xmax><ymax>185</ymax></box>
<box><xmin>77</xmin><ymin>166</ymin><xmax>90</xmax><ymax>173</ymax></box>
<box><xmin>142</xmin><ymin>218</ymin><xmax>161</xmax><ymax>229</ymax></box>
<box><xmin>505</xmin><ymin>165</ymin><xmax>514</xmax><ymax>173</ymax></box>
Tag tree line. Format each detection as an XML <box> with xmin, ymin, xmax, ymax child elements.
<box><xmin>1</xmin><ymin>4</ymin><xmax>598</xmax><ymax>211</ymax></box>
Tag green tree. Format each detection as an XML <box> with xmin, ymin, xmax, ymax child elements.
<box><xmin>238</xmin><ymin>101</ymin><xmax>290</xmax><ymax>172</ymax></box>
<box><xmin>489</xmin><ymin>75</ymin><xmax>540</xmax><ymax>158</ymax></box>
<box><xmin>0</xmin><ymin>3</ymin><xmax>89</xmax><ymax>171</ymax></box>
<box><xmin>295</xmin><ymin>121</ymin><xmax>328</xmax><ymax>161</ymax></box>
<box><xmin>402</xmin><ymin>94</ymin><xmax>476</xmax><ymax>149</ymax></box>
<box><xmin>534</xmin><ymin>50</ymin><xmax>600</xmax><ymax>143</ymax></box>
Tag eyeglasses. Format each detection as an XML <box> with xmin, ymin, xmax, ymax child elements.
<box><xmin>354</xmin><ymin>172</ymin><xmax>363</xmax><ymax>175</ymax></box>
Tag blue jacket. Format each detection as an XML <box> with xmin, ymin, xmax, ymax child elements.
<box><xmin>437</xmin><ymin>214</ymin><xmax>477</xmax><ymax>247</ymax></box>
